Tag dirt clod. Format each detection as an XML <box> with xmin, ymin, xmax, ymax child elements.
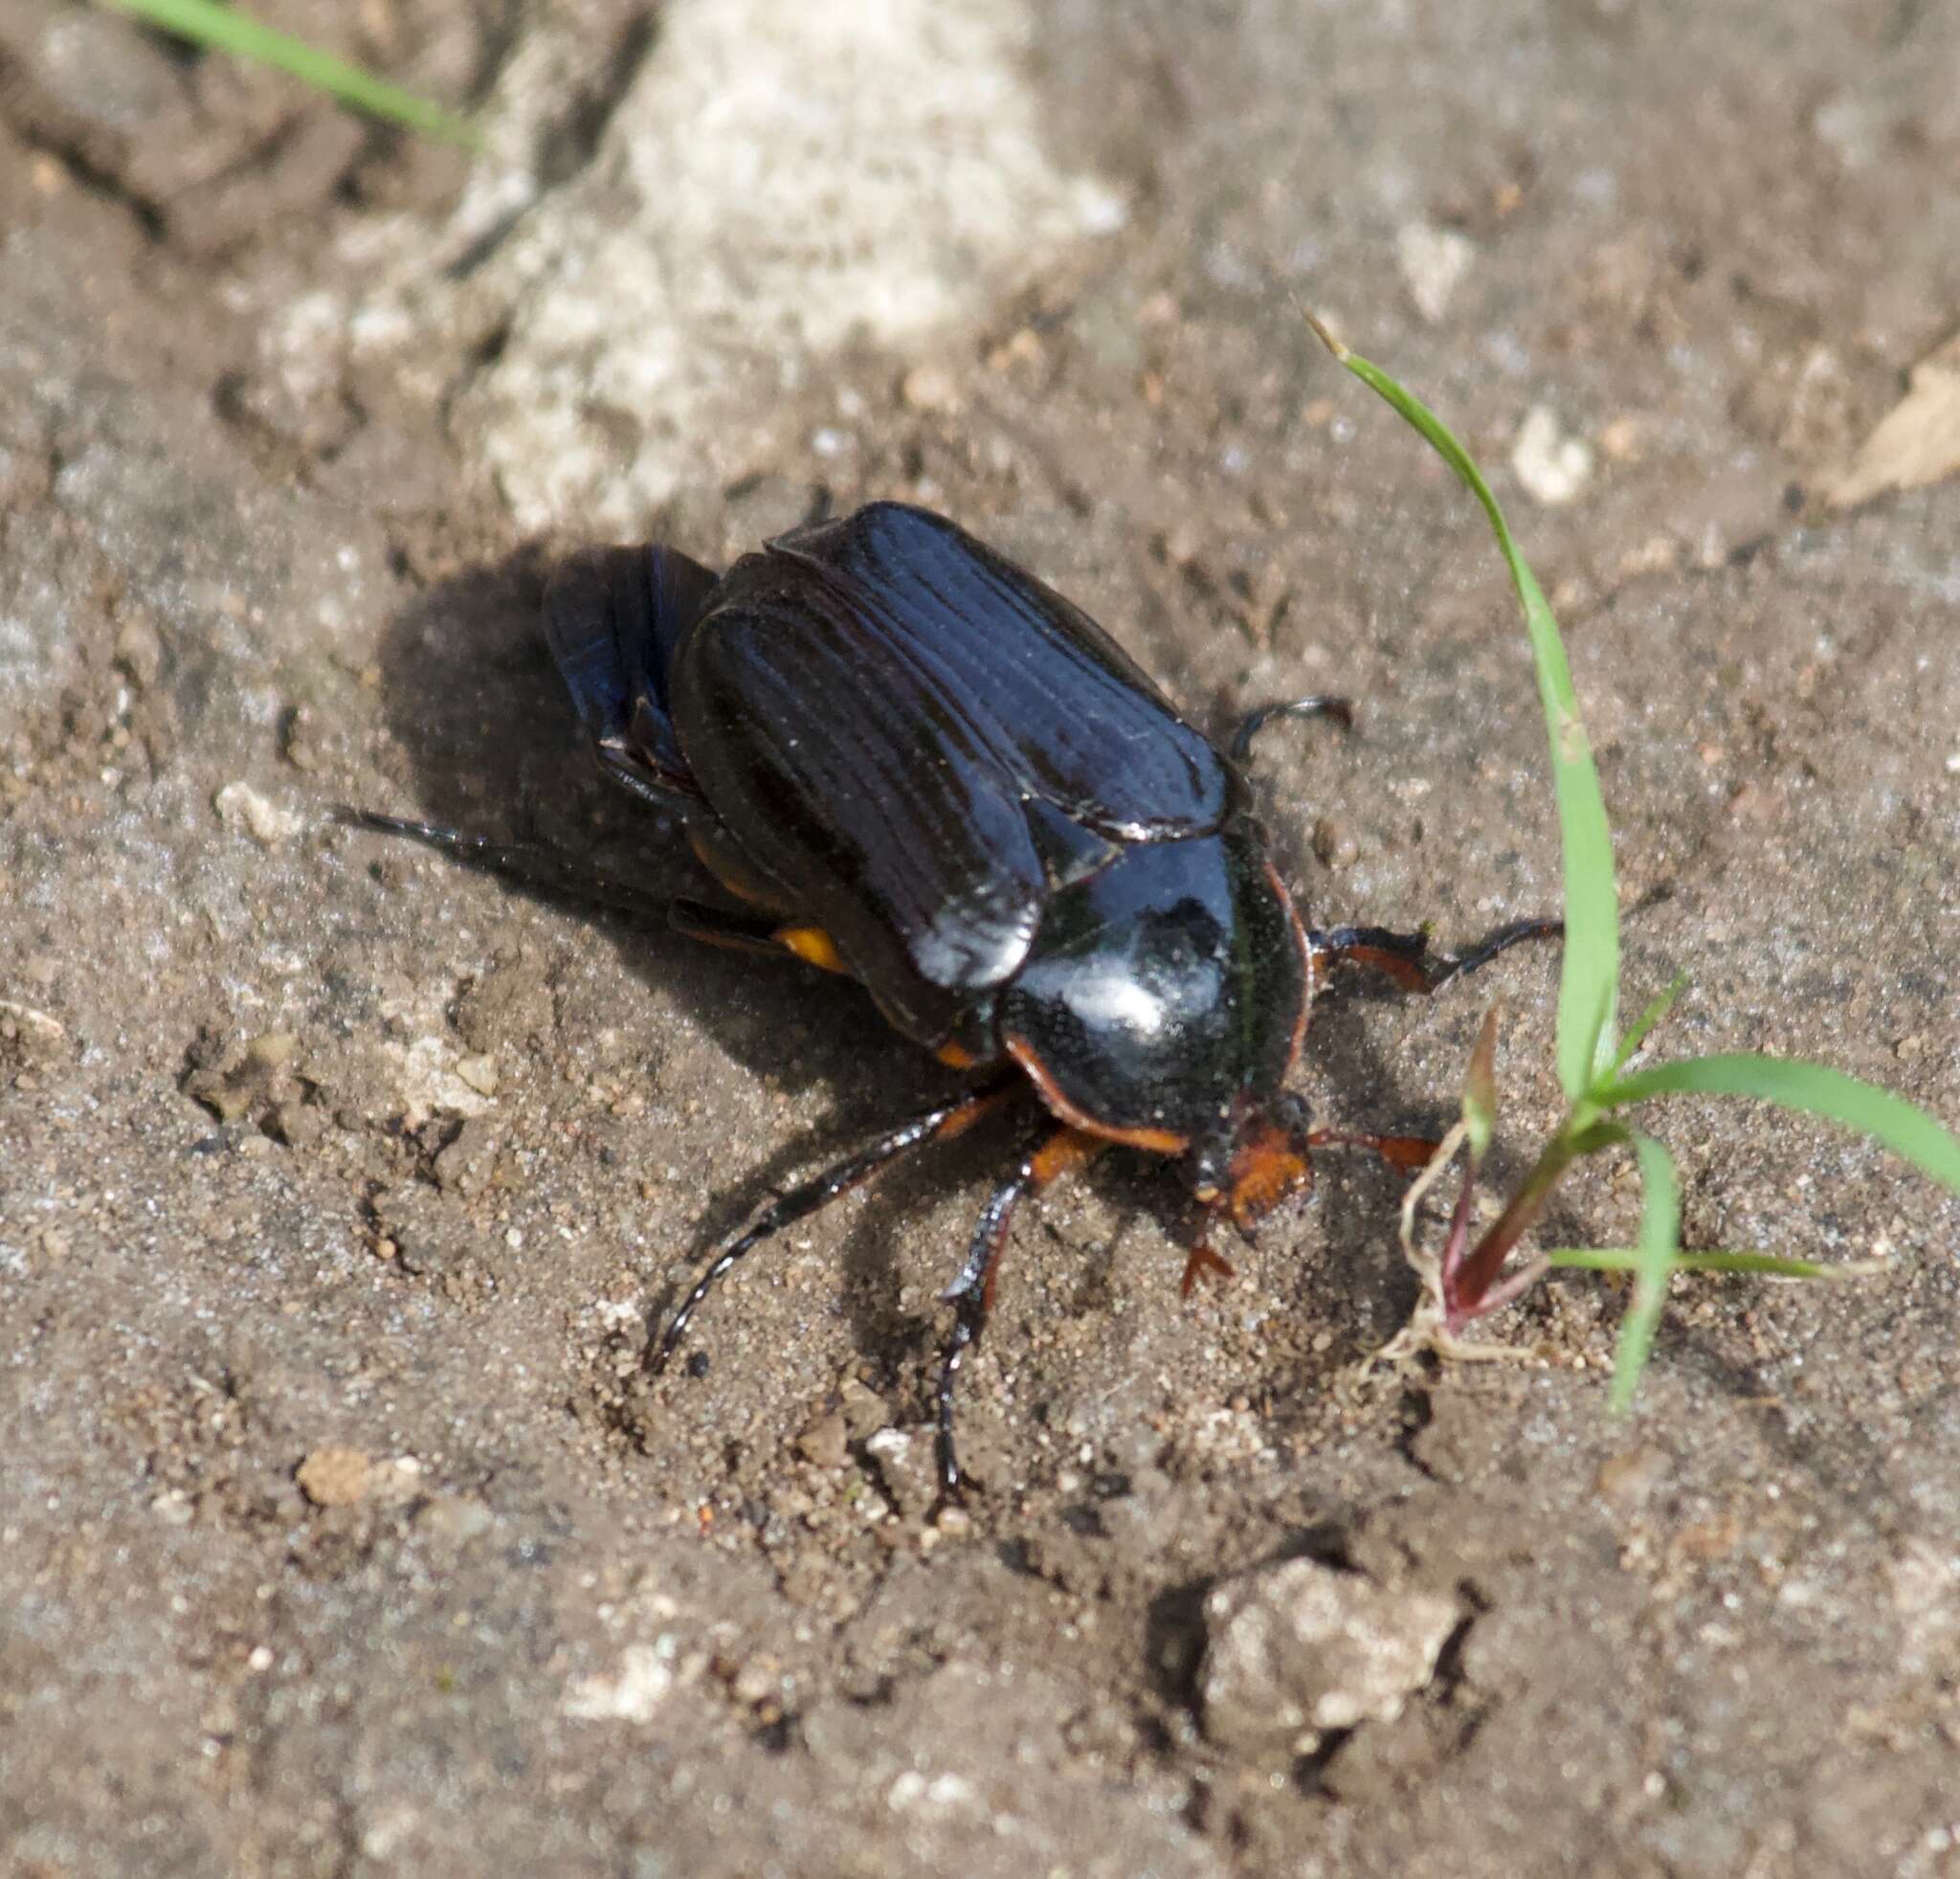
<box><xmin>296</xmin><ymin>1446</ymin><xmax>375</xmax><ymax>1508</ymax></box>
<box><xmin>1201</xmin><ymin>1558</ymin><xmax>1459</xmax><ymax>1757</ymax></box>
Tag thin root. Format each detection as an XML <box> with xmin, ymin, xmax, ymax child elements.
<box><xmin>1357</xmin><ymin>1120</ymin><xmax>1544</xmax><ymax>1376</ymax></box>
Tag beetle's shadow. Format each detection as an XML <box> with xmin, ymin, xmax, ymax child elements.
<box><xmin>366</xmin><ymin>551</ymin><xmax>1481</xmax><ymax>1379</ymax></box>
<box><xmin>368</xmin><ymin>550</ymin><xmax>960</xmax><ymax>1104</ymax></box>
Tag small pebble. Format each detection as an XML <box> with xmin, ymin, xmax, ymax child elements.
<box><xmin>245</xmin><ymin>1031</ymin><xmax>299</xmax><ymax>1070</ymax></box>
<box><xmin>296</xmin><ymin>1446</ymin><xmax>373</xmax><ymax>1508</ymax></box>
<box><xmin>456</xmin><ymin>1053</ymin><xmax>500</xmax><ymax>1096</ymax></box>
<box><xmin>114</xmin><ymin>614</ymin><xmax>164</xmax><ymax>688</ymax></box>
<box><xmin>837</xmin><ymin>1377</ymin><xmax>889</xmax><ymax>1439</ymax></box>
<box><xmin>1593</xmin><ymin>1443</ymin><xmax>1668</xmax><ymax>1512</ymax></box>
<box><xmin>150</xmin><ymin>1489</ymin><xmax>195</xmax><ymax>1526</ymax></box>
<box><xmin>1312</xmin><ymin>817</ymin><xmax>1359</xmax><ymax>869</ymax></box>
<box><xmin>1510</xmin><ymin>406</ymin><xmax>1595</xmax><ymax>505</ymax></box>
<box><xmin>416</xmin><ymin>1494</ymin><xmax>496</xmax><ymax>1545</ymax></box>
<box><xmin>902</xmin><ymin>363</ymin><xmax>963</xmax><ymax>414</ymax></box>
<box><xmin>1395</xmin><ymin>221</ymin><xmax>1475</xmax><ymax>324</ymax></box>
<box><xmin>1201</xmin><ymin>1557</ymin><xmax>1458</xmax><ymax>1756</ymax></box>
<box><xmin>213</xmin><ymin>781</ymin><xmax>307</xmax><ymax>847</ymax></box>
<box><xmin>796</xmin><ymin>1409</ymin><xmax>850</xmax><ymax>1470</ymax></box>
<box><xmin>731</xmin><ymin>1654</ymin><xmax>782</xmax><ymax>1706</ymax></box>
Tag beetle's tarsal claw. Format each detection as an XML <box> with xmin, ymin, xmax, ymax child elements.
<box><xmin>1179</xmin><ymin>1241</ymin><xmax>1237</xmax><ymax>1297</ymax></box>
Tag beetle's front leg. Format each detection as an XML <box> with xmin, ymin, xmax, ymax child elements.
<box><xmin>935</xmin><ymin>1125</ymin><xmax>1104</xmax><ymax>1504</ymax></box>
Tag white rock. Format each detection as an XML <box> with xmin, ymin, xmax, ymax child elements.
<box><xmin>459</xmin><ymin>0</ymin><xmax>1128</xmax><ymax>531</ymax></box>
<box><xmin>1511</xmin><ymin>404</ymin><xmax>1595</xmax><ymax>505</ymax></box>
<box><xmin>213</xmin><ymin>780</ymin><xmax>306</xmax><ymax>847</ymax></box>
<box><xmin>1395</xmin><ymin>222</ymin><xmax>1475</xmax><ymax>324</ymax></box>
<box><xmin>1201</xmin><ymin>1556</ymin><xmax>1459</xmax><ymax>1756</ymax></box>
<box><xmin>563</xmin><ymin>1642</ymin><xmax>675</xmax><ymax>1723</ymax></box>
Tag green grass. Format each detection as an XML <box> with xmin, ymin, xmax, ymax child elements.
<box><xmin>1308</xmin><ymin>313</ymin><xmax>1960</xmax><ymax>1403</ymax></box>
<box><xmin>98</xmin><ymin>0</ymin><xmax>478</xmax><ymax>145</ymax></box>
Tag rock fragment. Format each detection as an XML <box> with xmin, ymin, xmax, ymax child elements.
<box><xmin>296</xmin><ymin>1446</ymin><xmax>374</xmax><ymax>1508</ymax></box>
<box><xmin>1511</xmin><ymin>405</ymin><xmax>1595</xmax><ymax>505</ymax></box>
<box><xmin>1201</xmin><ymin>1557</ymin><xmax>1459</xmax><ymax>1757</ymax></box>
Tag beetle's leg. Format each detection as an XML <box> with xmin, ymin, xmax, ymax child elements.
<box><xmin>936</xmin><ymin>1124</ymin><xmax>1105</xmax><ymax>1502</ymax></box>
<box><xmin>1309</xmin><ymin>917</ymin><xmax>1561</xmax><ymax>994</ymax></box>
<box><xmin>1230</xmin><ymin>695</ymin><xmax>1354</xmax><ymax>765</ymax></box>
<box><xmin>1307</xmin><ymin>1128</ymin><xmax>1439</xmax><ymax>1170</ymax></box>
<box><xmin>668</xmin><ymin>897</ymin><xmax>796</xmax><ymax>958</ymax></box>
<box><xmin>670</xmin><ymin>901</ymin><xmax>859</xmax><ymax>979</ymax></box>
<box><xmin>339</xmin><ymin>815</ymin><xmax>835</xmax><ymax>973</ymax></box>
<box><xmin>1179</xmin><ymin>1237</ymin><xmax>1236</xmax><ymax>1296</ymax></box>
<box><xmin>1184</xmin><ymin>1130</ymin><xmax>1438</xmax><ymax>1295</ymax></box>
<box><xmin>337</xmin><ymin>808</ymin><xmax>675</xmax><ymax>923</ymax></box>
<box><xmin>1308</xmin><ymin>924</ymin><xmax>1435</xmax><ymax>991</ymax></box>
<box><xmin>648</xmin><ymin>1079</ymin><xmax>1021</xmax><ymax>1377</ymax></box>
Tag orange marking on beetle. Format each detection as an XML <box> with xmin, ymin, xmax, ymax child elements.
<box><xmin>1002</xmin><ymin>1036</ymin><xmax>1188</xmax><ymax>1155</ymax></box>
<box><xmin>688</xmin><ymin>827</ymin><xmax>760</xmax><ymax>902</ymax></box>
<box><xmin>935</xmin><ymin>1040</ymin><xmax>981</xmax><ymax>1070</ymax></box>
<box><xmin>774</xmin><ymin>925</ymin><xmax>848</xmax><ymax>974</ymax></box>
<box><xmin>675</xmin><ymin>917</ymin><xmax>767</xmax><ymax>957</ymax></box>
<box><xmin>1370</xmin><ymin>1132</ymin><xmax>1440</xmax><ymax>1170</ymax></box>
<box><xmin>689</xmin><ymin>825</ymin><xmax>795</xmax><ymax>911</ymax></box>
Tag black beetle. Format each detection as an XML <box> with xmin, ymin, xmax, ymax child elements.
<box><xmin>352</xmin><ymin>503</ymin><xmax>1548</xmax><ymax>1496</ymax></box>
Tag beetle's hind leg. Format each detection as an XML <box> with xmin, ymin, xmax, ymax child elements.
<box><xmin>935</xmin><ymin>1125</ymin><xmax>1105</xmax><ymax>1503</ymax></box>
<box><xmin>1309</xmin><ymin>917</ymin><xmax>1561</xmax><ymax>993</ymax></box>
<box><xmin>648</xmin><ymin>1079</ymin><xmax>1020</xmax><ymax>1376</ymax></box>
<box><xmin>337</xmin><ymin>808</ymin><xmax>676</xmax><ymax>924</ymax></box>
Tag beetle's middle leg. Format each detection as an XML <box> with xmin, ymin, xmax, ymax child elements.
<box><xmin>936</xmin><ymin>1123</ymin><xmax>1105</xmax><ymax>1501</ymax></box>
<box><xmin>648</xmin><ymin>1077</ymin><xmax>1021</xmax><ymax>1376</ymax></box>
<box><xmin>1309</xmin><ymin>917</ymin><xmax>1561</xmax><ymax>993</ymax></box>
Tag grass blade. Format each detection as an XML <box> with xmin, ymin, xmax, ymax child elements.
<box><xmin>1461</xmin><ymin>1006</ymin><xmax>1502</xmax><ymax>1163</ymax></box>
<box><xmin>1304</xmin><ymin>313</ymin><xmax>1618</xmax><ymax>1099</ymax></box>
<box><xmin>1611</xmin><ymin>972</ymin><xmax>1689</xmax><ymax>1075</ymax></box>
<box><xmin>1609</xmin><ymin>1131</ymin><xmax>1681</xmax><ymax>1410</ymax></box>
<box><xmin>1602</xmin><ymin>1054</ymin><xmax>1960</xmax><ymax>1194</ymax></box>
<box><xmin>98</xmin><ymin>0</ymin><xmax>479</xmax><ymax>145</ymax></box>
<box><xmin>1547</xmin><ymin>1248</ymin><xmax>1843</xmax><ymax>1280</ymax></box>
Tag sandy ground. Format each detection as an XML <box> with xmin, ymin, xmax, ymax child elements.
<box><xmin>4</xmin><ymin>2</ymin><xmax>1960</xmax><ymax>1874</ymax></box>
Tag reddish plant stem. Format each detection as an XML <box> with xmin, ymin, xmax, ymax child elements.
<box><xmin>1445</xmin><ymin>1134</ymin><xmax>1578</xmax><ymax>1324</ymax></box>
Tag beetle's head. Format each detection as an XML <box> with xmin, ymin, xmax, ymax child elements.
<box><xmin>1189</xmin><ymin>1090</ymin><xmax>1315</xmax><ymax>1231</ymax></box>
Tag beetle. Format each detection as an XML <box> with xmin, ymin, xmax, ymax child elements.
<box><xmin>350</xmin><ymin>502</ymin><xmax>1549</xmax><ymax>1497</ymax></box>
